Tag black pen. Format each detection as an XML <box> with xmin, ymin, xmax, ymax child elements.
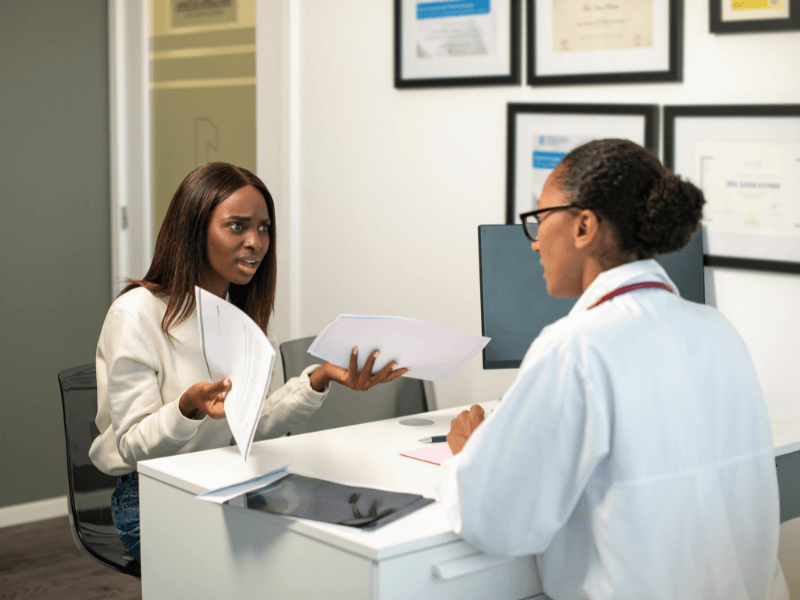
<box><xmin>417</xmin><ymin>435</ymin><xmax>447</xmax><ymax>443</ymax></box>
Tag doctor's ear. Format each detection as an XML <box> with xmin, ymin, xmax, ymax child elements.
<box><xmin>573</xmin><ymin>209</ymin><xmax>600</xmax><ymax>249</ymax></box>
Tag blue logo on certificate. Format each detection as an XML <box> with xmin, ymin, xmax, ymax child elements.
<box><xmin>533</xmin><ymin>151</ymin><xmax>567</xmax><ymax>170</ymax></box>
<box><xmin>417</xmin><ymin>0</ymin><xmax>491</xmax><ymax>20</ymax></box>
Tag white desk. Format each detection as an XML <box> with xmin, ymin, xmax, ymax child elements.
<box><xmin>138</xmin><ymin>401</ymin><xmax>543</xmax><ymax>600</ymax></box>
<box><xmin>138</xmin><ymin>403</ymin><xmax>800</xmax><ymax>599</ymax></box>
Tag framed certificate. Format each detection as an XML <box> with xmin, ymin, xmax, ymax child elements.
<box><xmin>395</xmin><ymin>0</ymin><xmax>521</xmax><ymax>88</ymax></box>
<box><xmin>664</xmin><ymin>105</ymin><xmax>800</xmax><ymax>274</ymax></box>
<box><xmin>710</xmin><ymin>0</ymin><xmax>800</xmax><ymax>33</ymax></box>
<box><xmin>506</xmin><ymin>103</ymin><xmax>659</xmax><ymax>224</ymax></box>
<box><xmin>527</xmin><ymin>0</ymin><xmax>682</xmax><ymax>86</ymax></box>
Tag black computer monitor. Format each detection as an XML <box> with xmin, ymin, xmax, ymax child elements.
<box><xmin>478</xmin><ymin>225</ymin><xmax>705</xmax><ymax>369</ymax></box>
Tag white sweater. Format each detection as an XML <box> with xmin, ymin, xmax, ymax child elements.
<box><xmin>89</xmin><ymin>286</ymin><xmax>328</xmax><ymax>475</ymax></box>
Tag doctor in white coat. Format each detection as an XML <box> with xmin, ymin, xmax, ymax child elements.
<box><xmin>438</xmin><ymin>139</ymin><xmax>788</xmax><ymax>600</ymax></box>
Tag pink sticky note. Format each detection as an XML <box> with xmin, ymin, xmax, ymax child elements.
<box><xmin>400</xmin><ymin>444</ymin><xmax>454</xmax><ymax>465</ymax></box>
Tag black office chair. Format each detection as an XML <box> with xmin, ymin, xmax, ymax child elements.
<box><xmin>279</xmin><ymin>336</ymin><xmax>434</xmax><ymax>435</ymax></box>
<box><xmin>57</xmin><ymin>364</ymin><xmax>140</xmax><ymax>578</ymax></box>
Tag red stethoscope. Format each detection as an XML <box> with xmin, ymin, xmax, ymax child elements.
<box><xmin>587</xmin><ymin>282</ymin><xmax>674</xmax><ymax>310</ymax></box>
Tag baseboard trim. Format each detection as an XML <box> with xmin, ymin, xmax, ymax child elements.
<box><xmin>0</xmin><ymin>496</ymin><xmax>68</xmax><ymax>529</ymax></box>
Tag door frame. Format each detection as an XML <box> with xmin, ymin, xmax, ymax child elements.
<box><xmin>109</xmin><ymin>0</ymin><xmax>153</xmax><ymax>298</ymax></box>
<box><xmin>108</xmin><ymin>0</ymin><xmax>302</xmax><ymax>351</ymax></box>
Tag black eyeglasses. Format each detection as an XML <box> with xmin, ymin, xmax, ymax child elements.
<box><xmin>519</xmin><ymin>204</ymin><xmax>576</xmax><ymax>242</ymax></box>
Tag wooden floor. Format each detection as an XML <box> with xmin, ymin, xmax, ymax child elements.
<box><xmin>0</xmin><ymin>516</ymin><xmax>141</xmax><ymax>600</ymax></box>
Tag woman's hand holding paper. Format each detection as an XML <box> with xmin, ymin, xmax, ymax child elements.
<box><xmin>178</xmin><ymin>378</ymin><xmax>231</xmax><ymax>420</ymax></box>
<box><xmin>309</xmin><ymin>347</ymin><xmax>409</xmax><ymax>392</ymax></box>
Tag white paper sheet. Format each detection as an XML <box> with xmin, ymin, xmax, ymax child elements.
<box><xmin>196</xmin><ymin>465</ymin><xmax>290</xmax><ymax>504</ymax></box>
<box><xmin>307</xmin><ymin>315</ymin><xmax>490</xmax><ymax>382</ymax></box>
<box><xmin>195</xmin><ymin>286</ymin><xmax>276</xmax><ymax>461</ymax></box>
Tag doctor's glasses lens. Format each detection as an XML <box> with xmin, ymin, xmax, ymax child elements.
<box><xmin>522</xmin><ymin>220</ymin><xmax>538</xmax><ymax>242</ymax></box>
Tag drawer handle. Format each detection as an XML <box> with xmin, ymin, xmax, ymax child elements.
<box><xmin>432</xmin><ymin>552</ymin><xmax>514</xmax><ymax>580</ymax></box>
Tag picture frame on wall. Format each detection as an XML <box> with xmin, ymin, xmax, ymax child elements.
<box><xmin>526</xmin><ymin>0</ymin><xmax>683</xmax><ymax>86</ymax></box>
<box><xmin>394</xmin><ymin>0</ymin><xmax>521</xmax><ymax>88</ymax></box>
<box><xmin>506</xmin><ymin>103</ymin><xmax>659</xmax><ymax>224</ymax></box>
<box><xmin>664</xmin><ymin>105</ymin><xmax>800</xmax><ymax>274</ymax></box>
<box><xmin>710</xmin><ymin>0</ymin><xmax>800</xmax><ymax>33</ymax></box>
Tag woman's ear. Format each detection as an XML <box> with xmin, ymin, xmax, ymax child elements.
<box><xmin>573</xmin><ymin>209</ymin><xmax>600</xmax><ymax>250</ymax></box>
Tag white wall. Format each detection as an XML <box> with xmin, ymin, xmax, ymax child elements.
<box><xmin>284</xmin><ymin>0</ymin><xmax>800</xmax><ymax>415</ymax></box>
<box><xmin>252</xmin><ymin>0</ymin><xmax>800</xmax><ymax>591</ymax></box>
<box><xmin>274</xmin><ymin>3</ymin><xmax>800</xmax><ymax>589</ymax></box>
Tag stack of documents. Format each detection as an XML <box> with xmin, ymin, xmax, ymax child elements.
<box><xmin>196</xmin><ymin>287</ymin><xmax>276</xmax><ymax>462</ymax></box>
<box><xmin>308</xmin><ymin>315</ymin><xmax>490</xmax><ymax>382</ymax></box>
<box><xmin>194</xmin><ymin>298</ymin><xmax>489</xmax><ymax>464</ymax></box>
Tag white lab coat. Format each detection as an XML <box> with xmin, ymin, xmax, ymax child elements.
<box><xmin>438</xmin><ymin>260</ymin><xmax>788</xmax><ymax>600</ymax></box>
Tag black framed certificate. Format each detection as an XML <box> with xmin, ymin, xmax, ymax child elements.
<box><xmin>527</xmin><ymin>0</ymin><xmax>683</xmax><ymax>85</ymax></box>
<box><xmin>506</xmin><ymin>103</ymin><xmax>659</xmax><ymax>224</ymax></box>
<box><xmin>395</xmin><ymin>0</ymin><xmax>521</xmax><ymax>88</ymax></box>
<box><xmin>664</xmin><ymin>105</ymin><xmax>800</xmax><ymax>274</ymax></box>
<box><xmin>710</xmin><ymin>0</ymin><xmax>800</xmax><ymax>33</ymax></box>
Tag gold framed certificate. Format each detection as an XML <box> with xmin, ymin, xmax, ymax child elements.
<box><xmin>664</xmin><ymin>105</ymin><xmax>800</xmax><ymax>274</ymax></box>
<box><xmin>527</xmin><ymin>0</ymin><xmax>682</xmax><ymax>85</ymax></box>
<box><xmin>710</xmin><ymin>0</ymin><xmax>799</xmax><ymax>33</ymax></box>
<box><xmin>551</xmin><ymin>0</ymin><xmax>654</xmax><ymax>53</ymax></box>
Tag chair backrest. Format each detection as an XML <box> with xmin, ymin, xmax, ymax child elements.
<box><xmin>58</xmin><ymin>364</ymin><xmax>140</xmax><ymax>578</ymax></box>
<box><xmin>279</xmin><ymin>337</ymin><xmax>434</xmax><ymax>436</ymax></box>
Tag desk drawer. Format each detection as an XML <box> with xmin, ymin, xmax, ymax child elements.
<box><xmin>375</xmin><ymin>540</ymin><xmax>542</xmax><ymax>600</ymax></box>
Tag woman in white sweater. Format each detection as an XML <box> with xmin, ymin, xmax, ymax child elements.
<box><xmin>90</xmin><ymin>162</ymin><xmax>406</xmax><ymax>562</ymax></box>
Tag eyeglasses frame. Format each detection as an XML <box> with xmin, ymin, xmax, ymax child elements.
<box><xmin>519</xmin><ymin>204</ymin><xmax>578</xmax><ymax>242</ymax></box>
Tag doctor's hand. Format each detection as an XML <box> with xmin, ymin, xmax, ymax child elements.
<box><xmin>447</xmin><ymin>404</ymin><xmax>485</xmax><ymax>455</ymax></box>
<box><xmin>178</xmin><ymin>378</ymin><xmax>231</xmax><ymax>420</ymax></box>
<box><xmin>309</xmin><ymin>347</ymin><xmax>409</xmax><ymax>393</ymax></box>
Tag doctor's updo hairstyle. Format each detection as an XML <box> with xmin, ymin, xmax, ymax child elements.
<box><xmin>557</xmin><ymin>139</ymin><xmax>705</xmax><ymax>259</ymax></box>
<box><xmin>121</xmin><ymin>162</ymin><xmax>277</xmax><ymax>337</ymax></box>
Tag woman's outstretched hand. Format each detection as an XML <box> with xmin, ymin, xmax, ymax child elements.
<box><xmin>309</xmin><ymin>347</ymin><xmax>409</xmax><ymax>392</ymax></box>
<box><xmin>178</xmin><ymin>378</ymin><xmax>231</xmax><ymax>420</ymax></box>
<box><xmin>447</xmin><ymin>404</ymin><xmax>485</xmax><ymax>455</ymax></box>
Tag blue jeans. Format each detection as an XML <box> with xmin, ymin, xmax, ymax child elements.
<box><xmin>111</xmin><ymin>471</ymin><xmax>141</xmax><ymax>562</ymax></box>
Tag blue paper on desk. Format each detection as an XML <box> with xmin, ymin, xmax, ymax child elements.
<box><xmin>308</xmin><ymin>314</ymin><xmax>490</xmax><ymax>382</ymax></box>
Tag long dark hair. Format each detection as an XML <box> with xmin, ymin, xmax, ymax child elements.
<box><xmin>558</xmin><ymin>139</ymin><xmax>705</xmax><ymax>259</ymax></box>
<box><xmin>122</xmin><ymin>162</ymin><xmax>277</xmax><ymax>335</ymax></box>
